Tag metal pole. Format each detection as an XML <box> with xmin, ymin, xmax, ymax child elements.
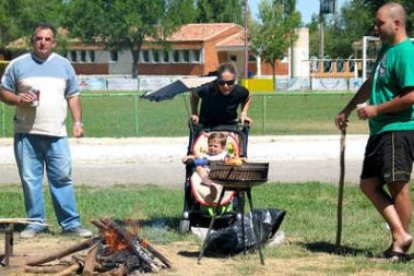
<box><xmin>319</xmin><ymin>1</ymin><xmax>324</xmax><ymax>59</ymax></box>
<box><xmin>1</xmin><ymin>103</ymin><xmax>5</xmax><ymax>137</ymax></box>
<box><xmin>134</xmin><ymin>95</ymin><xmax>139</xmax><ymax>136</ymax></box>
<box><xmin>244</xmin><ymin>0</ymin><xmax>249</xmax><ymax>79</ymax></box>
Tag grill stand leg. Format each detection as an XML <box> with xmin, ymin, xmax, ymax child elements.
<box><xmin>198</xmin><ymin>188</ymin><xmax>226</xmax><ymax>264</ymax></box>
<box><xmin>246</xmin><ymin>189</ymin><xmax>265</xmax><ymax>265</ymax></box>
<box><xmin>2</xmin><ymin>224</ymin><xmax>13</xmax><ymax>267</ymax></box>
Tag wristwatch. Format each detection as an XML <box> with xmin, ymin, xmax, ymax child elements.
<box><xmin>74</xmin><ymin>121</ymin><xmax>83</xmax><ymax>127</ymax></box>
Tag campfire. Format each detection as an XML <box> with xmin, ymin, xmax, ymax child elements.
<box><xmin>24</xmin><ymin>218</ymin><xmax>171</xmax><ymax>275</ymax></box>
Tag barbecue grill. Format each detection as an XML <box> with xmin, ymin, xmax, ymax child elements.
<box><xmin>198</xmin><ymin>161</ymin><xmax>269</xmax><ymax>265</ymax></box>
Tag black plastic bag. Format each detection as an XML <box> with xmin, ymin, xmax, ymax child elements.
<box><xmin>205</xmin><ymin>208</ymin><xmax>286</xmax><ymax>255</ymax></box>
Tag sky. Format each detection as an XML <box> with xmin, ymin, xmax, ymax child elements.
<box><xmin>249</xmin><ymin>0</ymin><xmax>347</xmax><ymax>24</ymax></box>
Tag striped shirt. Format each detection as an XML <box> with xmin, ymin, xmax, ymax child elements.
<box><xmin>1</xmin><ymin>53</ymin><xmax>80</xmax><ymax>137</ymax></box>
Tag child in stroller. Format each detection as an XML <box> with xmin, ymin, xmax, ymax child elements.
<box><xmin>179</xmin><ymin>123</ymin><xmax>249</xmax><ymax>234</ymax></box>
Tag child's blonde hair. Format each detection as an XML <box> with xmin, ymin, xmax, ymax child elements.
<box><xmin>208</xmin><ymin>132</ymin><xmax>227</xmax><ymax>148</ymax></box>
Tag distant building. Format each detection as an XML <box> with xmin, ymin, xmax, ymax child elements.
<box><xmin>5</xmin><ymin>23</ymin><xmax>289</xmax><ymax>77</ymax></box>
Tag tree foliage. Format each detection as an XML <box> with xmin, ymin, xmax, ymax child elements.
<box><xmin>195</xmin><ymin>0</ymin><xmax>244</xmax><ymax>24</ymax></box>
<box><xmin>308</xmin><ymin>0</ymin><xmax>414</xmax><ymax>59</ymax></box>
<box><xmin>0</xmin><ymin>0</ymin><xmax>64</xmax><ymax>49</ymax></box>
<box><xmin>63</xmin><ymin>0</ymin><xmax>189</xmax><ymax>77</ymax></box>
<box><xmin>249</xmin><ymin>0</ymin><xmax>300</xmax><ymax>85</ymax></box>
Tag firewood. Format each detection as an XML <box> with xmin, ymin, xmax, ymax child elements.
<box><xmin>26</xmin><ymin>237</ymin><xmax>100</xmax><ymax>266</ymax></box>
<box><xmin>24</xmin><ymin>265</ymin><xmax>64</xmax><ymax>274</ymax></box>
<box><xmin>99</xmin><ymin>219</ymin><xmax>153</xmax><ymax>268</ymax></box>
<box><xmin>54</xmin><ymin>262</ymin><xmax>82</xmax><ymax>276</ymax></box>
<box><xmin>137</xmin><ymin>238</ymin><xmax>172</xmax><ymax>268</ymax></box>
<box><xmin>101</xmin><ymin>264</ymin><xmax>128</xmax><ymax>276</ymax></box>
<box><xmin>82</xmin><ymin>242</ymin><xmax>98</xmax><ymax>276</ymax></box>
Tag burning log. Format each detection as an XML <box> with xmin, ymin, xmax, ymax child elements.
<box><xmin>26</xmin><ymin>237</ymin><xmax>100</xmax><ymax>266</ymax></box>
<box><xmin>54</xmin><ymin>262</ymin><xmax>82</xmax><ymax>276</ymax></box>
<box><xmin>25</xmin><ymin>218</ymin><xmax>170</xmax><ymax>275</ymax></box>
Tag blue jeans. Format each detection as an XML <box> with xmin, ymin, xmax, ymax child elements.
<box><xmin>14</xmin><ymin>134</ymin><xmax>81</xmax><ymax>231</ymax></box>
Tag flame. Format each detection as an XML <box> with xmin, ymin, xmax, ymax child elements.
<box><xmin>103</xmin><ymin>229</ymin><xmax>128</xmax><ymax>252</ymax></box>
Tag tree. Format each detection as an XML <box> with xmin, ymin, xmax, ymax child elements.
<box><xmin>196</xmin><ymin>0</ymin><xmax>244</xmax><ymax>24</ymax></box>
<box><xmin>0</xmin><ymin>0</ymin><xmax>64</xmax><ymax>50</ymax></box>
<box><xmin>63</xmin><ymin>0</ymin><xmax>189</xmax><ymax>78</ymax></box>
<box><xmin>249</xmin><ymin>0</ymin><xmax>301</xmax><ymax>88</ymax></box>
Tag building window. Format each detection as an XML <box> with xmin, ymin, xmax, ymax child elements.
<box><xmin>70</xmin><ymin>51</ymin><xmax>77</xmax><ymax>62</ymax></box>
<box><xmin>162</xmin><ymin>50</ymin><xmax>169</xmax><ymax>62</ymax></box>
<box><xmin>183</xmin><ymin>50</ymin><xmax>190</xmax><ymax>63</ymax></box>
<box><xmin>230</xmin><ymin>55</ymin><xmax>237</xmax><ymax>62</ymax></box>
<box><xmin>192</xmin><ymin>50</ymin><xmax>201</xmax><ymax>62</ymax></box>
<box><xmin>80</xmin><ymin>50</ymin><xmax>87</xmax><ymax>62</ymax></box>
<box><xmin>142</xmin><ymin>50</ymin><xmax>150</xmax><ymax>63</ymax></box>
<box><xmin>89</xmin><ymin>51</ymin><xmax>95</xmax><ymax>62</ymax></box>
<box><xmin>173</xmin><ymin>50</ymin><xmax>180</xmax><ymax>63</ymax></box>
<box><xmin>152</xmin><ymin>50</ymin><xmax>160</xmax><ymax>63</ymax></box>
<box><xmin>110</xmin><ymin>50</ymin><xmax>118</xmax><ymax>62</ymax></box>
<box><xmin>248</xmin><ymin>55</ymin><xmax>256</xmax><ymax>62</ymax></box>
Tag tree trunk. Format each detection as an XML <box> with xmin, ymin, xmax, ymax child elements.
<box><xmin>131</xmin><ymin>47</ymin><xmax>140</xmax><ymax>79</ymax></box>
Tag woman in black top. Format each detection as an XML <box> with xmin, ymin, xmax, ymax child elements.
<box><xmin>190</xmin><ymin>63</ymin><xmax>252</xmax><ymax>127</ymax></box>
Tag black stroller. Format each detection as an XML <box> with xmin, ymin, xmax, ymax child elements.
<box><xmin>178</xmin><ymin>122</ymin><xmax>250</xmax><ymax>234</ymax></box>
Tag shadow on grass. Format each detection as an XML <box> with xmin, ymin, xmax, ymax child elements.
<box><xmin>299</xmin><ymin>241</ymin><xmax>374</xmax><ymax>257</ymax></box>
<box><xmin>300</xmin><ymin>241</ymin><xmax>414</xmax><ymax>262</ymax></box>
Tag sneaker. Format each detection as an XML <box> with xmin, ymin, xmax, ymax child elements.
<box><xmin>62</xmin><ymin>225</ymin><xmax>92</xmax><ymax>238</ymax></box>
<box><xmin>20</xmin><ymin>227</ymin><xmax>43</xmax><ymax>239</ymax></box>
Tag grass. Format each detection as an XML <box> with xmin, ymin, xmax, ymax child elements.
<box><xmin>1</xmin><ymin>182</ymin><xmax>414</xmax><ymax>274</ymax></box>
<box><xmin>0</xmin><ymin>92</ymin><xmax>369</xmax><ymax>137</ymax></box>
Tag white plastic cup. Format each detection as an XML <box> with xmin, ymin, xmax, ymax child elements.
<box><xmin>31</xmin><ymin>89</ymin><xmax>40</xmax><ymax>107</ymax></box>
<box><xmin>357</xmin><ymin>102</ymin><xmax>367</xmax><ymax>110</ymax></box>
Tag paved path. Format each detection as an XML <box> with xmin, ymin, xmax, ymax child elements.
<box><xmin>0</xmin><ymin>135</ymin><xmax>368</xmax><ymax>187</ymax></box>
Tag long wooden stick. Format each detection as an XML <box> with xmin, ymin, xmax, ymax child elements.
<box><xmin>336</xmin><ymin>129</ymin><xmax>346</xmax><ymax>247</ymax></box>
<box><xmin>26</xmin><ymin>237</ymin><xmax>99</xmax><ymax>266</ymax></box>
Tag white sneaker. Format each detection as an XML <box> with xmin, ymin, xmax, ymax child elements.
<box><xmin>20</xmin><ymin>228</ymin><xmax>41</xmax><ymax>239</ymax></box>
<box><xmin>62</xmin><ymin>225</ymin><xmax>92</xmax><ymax>238</ymax></box>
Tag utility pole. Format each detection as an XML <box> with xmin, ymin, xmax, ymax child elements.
<box><xmin>319</xmin><ymin>0</ymin><xmax>324</xmax><ymax>59</ymax></box>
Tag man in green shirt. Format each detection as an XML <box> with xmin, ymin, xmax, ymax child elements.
<box><xmin>335</xmin><ymin>2</ymin><xmax>414</xmax><ymax>260</ymax></box>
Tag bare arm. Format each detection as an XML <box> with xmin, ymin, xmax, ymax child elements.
<box><xmin>335</xmin><ymin>77</ymin><xmax>372</xmax><ymax>130</ymax></box>
<box><xmin>67</xmin><ymin>95</ymin><xmax>84</xmax><ymax>138</ymax></box>
<box><xmin>0</xmin><ymin>88</ymin><xmax>35</xmax><ymax>106</ymax></box>
<box><xmin>240</xmin><ymin>96</ymin><xmax>253</xmax><ymax>123</ymax></box>
<box><xmin>190</xmin><ymin>91</ymin><xmax>200</xmax><ymax>123</ymax></box>
<box><xmin>358</xmin><ymin>88</ymin><xmax>414</xmax><ymax>119</ymax></box>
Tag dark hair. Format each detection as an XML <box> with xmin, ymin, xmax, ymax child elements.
<box><xmin>216</xmin><ymin>63</ymin><xmax>237</xmax><ymax>79</ymax></box>
<box><xmin>31</xmin><ymin>22</ymin><xmax>57</xmax><ymax>42</ymax></box>
<box><xmin>208</xmin><ymin>132</ymin><xmax>227</xmax><ymax>147</ymax></box>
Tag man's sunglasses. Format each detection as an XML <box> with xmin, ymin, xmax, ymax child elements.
<box><xmin>217</xmin><ymin>79</ymin><xmax>235</xmax><ymax>86</ymax></box>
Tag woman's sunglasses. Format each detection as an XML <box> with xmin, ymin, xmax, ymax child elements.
<box><xmin>217</xmin><ymin>79</ymin><xmax>235</xmax><ymax>86</ymax></box>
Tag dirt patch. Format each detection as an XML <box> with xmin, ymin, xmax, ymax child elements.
<box><xmin>0</xmin><ymin>236</ymin><xmax>406</xmax><ymax>276</ymax></box>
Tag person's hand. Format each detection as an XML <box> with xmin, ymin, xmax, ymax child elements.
<box><xmin>17</xmin><ymin>92</ymin><xmax>36</xmax><ymax>106</ymax></box>
<box><xmin>335</xmin><ymin>113</ymin><xmax>348</xmax><ymax>131</ymax></box>
<box><xmin>357</xmin><ymin>105</ymin><xmax>378</xmax><ymax>120</ymax></box>
<box><xmin>72</xmin><ymin>123</ymin><xmax>84</xmax><ymax>138</ymax></box>
<box><xmin>240</xmin><ymin>112</ymin><xmax>253</xmax><ymax>124</ymax></box>
<box><xmin>190</xmin><ymin>114</ymin><xmax>199</xmax><ymax>124</ymax></box>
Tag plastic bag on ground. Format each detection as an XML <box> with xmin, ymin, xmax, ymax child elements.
<box><xmin>205</xmin><ymin>208</ymin><xmax>286</xmax><ymax>255</ymax></box>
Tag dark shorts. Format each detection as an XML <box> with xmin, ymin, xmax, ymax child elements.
<box><xmin>361</xmin><ymin>130</ymin><xmax>414</xmax><ymax>185</ymax></box>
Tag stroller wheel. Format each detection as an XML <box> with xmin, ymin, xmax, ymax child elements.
<box><xmin>178</xmin><ymin>219</ymin><xmax>190</xmax><ymax>234</ymax></box>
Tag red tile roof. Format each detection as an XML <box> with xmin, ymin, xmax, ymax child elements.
<box><xmin>216</xmin><ymin>31</ymin><xmax>246</xmax><ymax>47</ymax></box>
<box><xmin>167</xmin><ymin>23</ymin><xmax>243</xmax><ymax>42</ymax></box>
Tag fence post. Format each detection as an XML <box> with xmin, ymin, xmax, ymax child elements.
<box><xmin>261</xmin><ymin>94</ymin><xmax>267</xmax><ymax>134</ymax></box>
<box><xmin>134</xmin><ymin>95</ymin><xmax>140</xmax><ymax>136</ymax></box>
<box><xmin>1</xmin><ymin>103</ymin><xmax>5</xmax><ymax>137</ymax></box>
